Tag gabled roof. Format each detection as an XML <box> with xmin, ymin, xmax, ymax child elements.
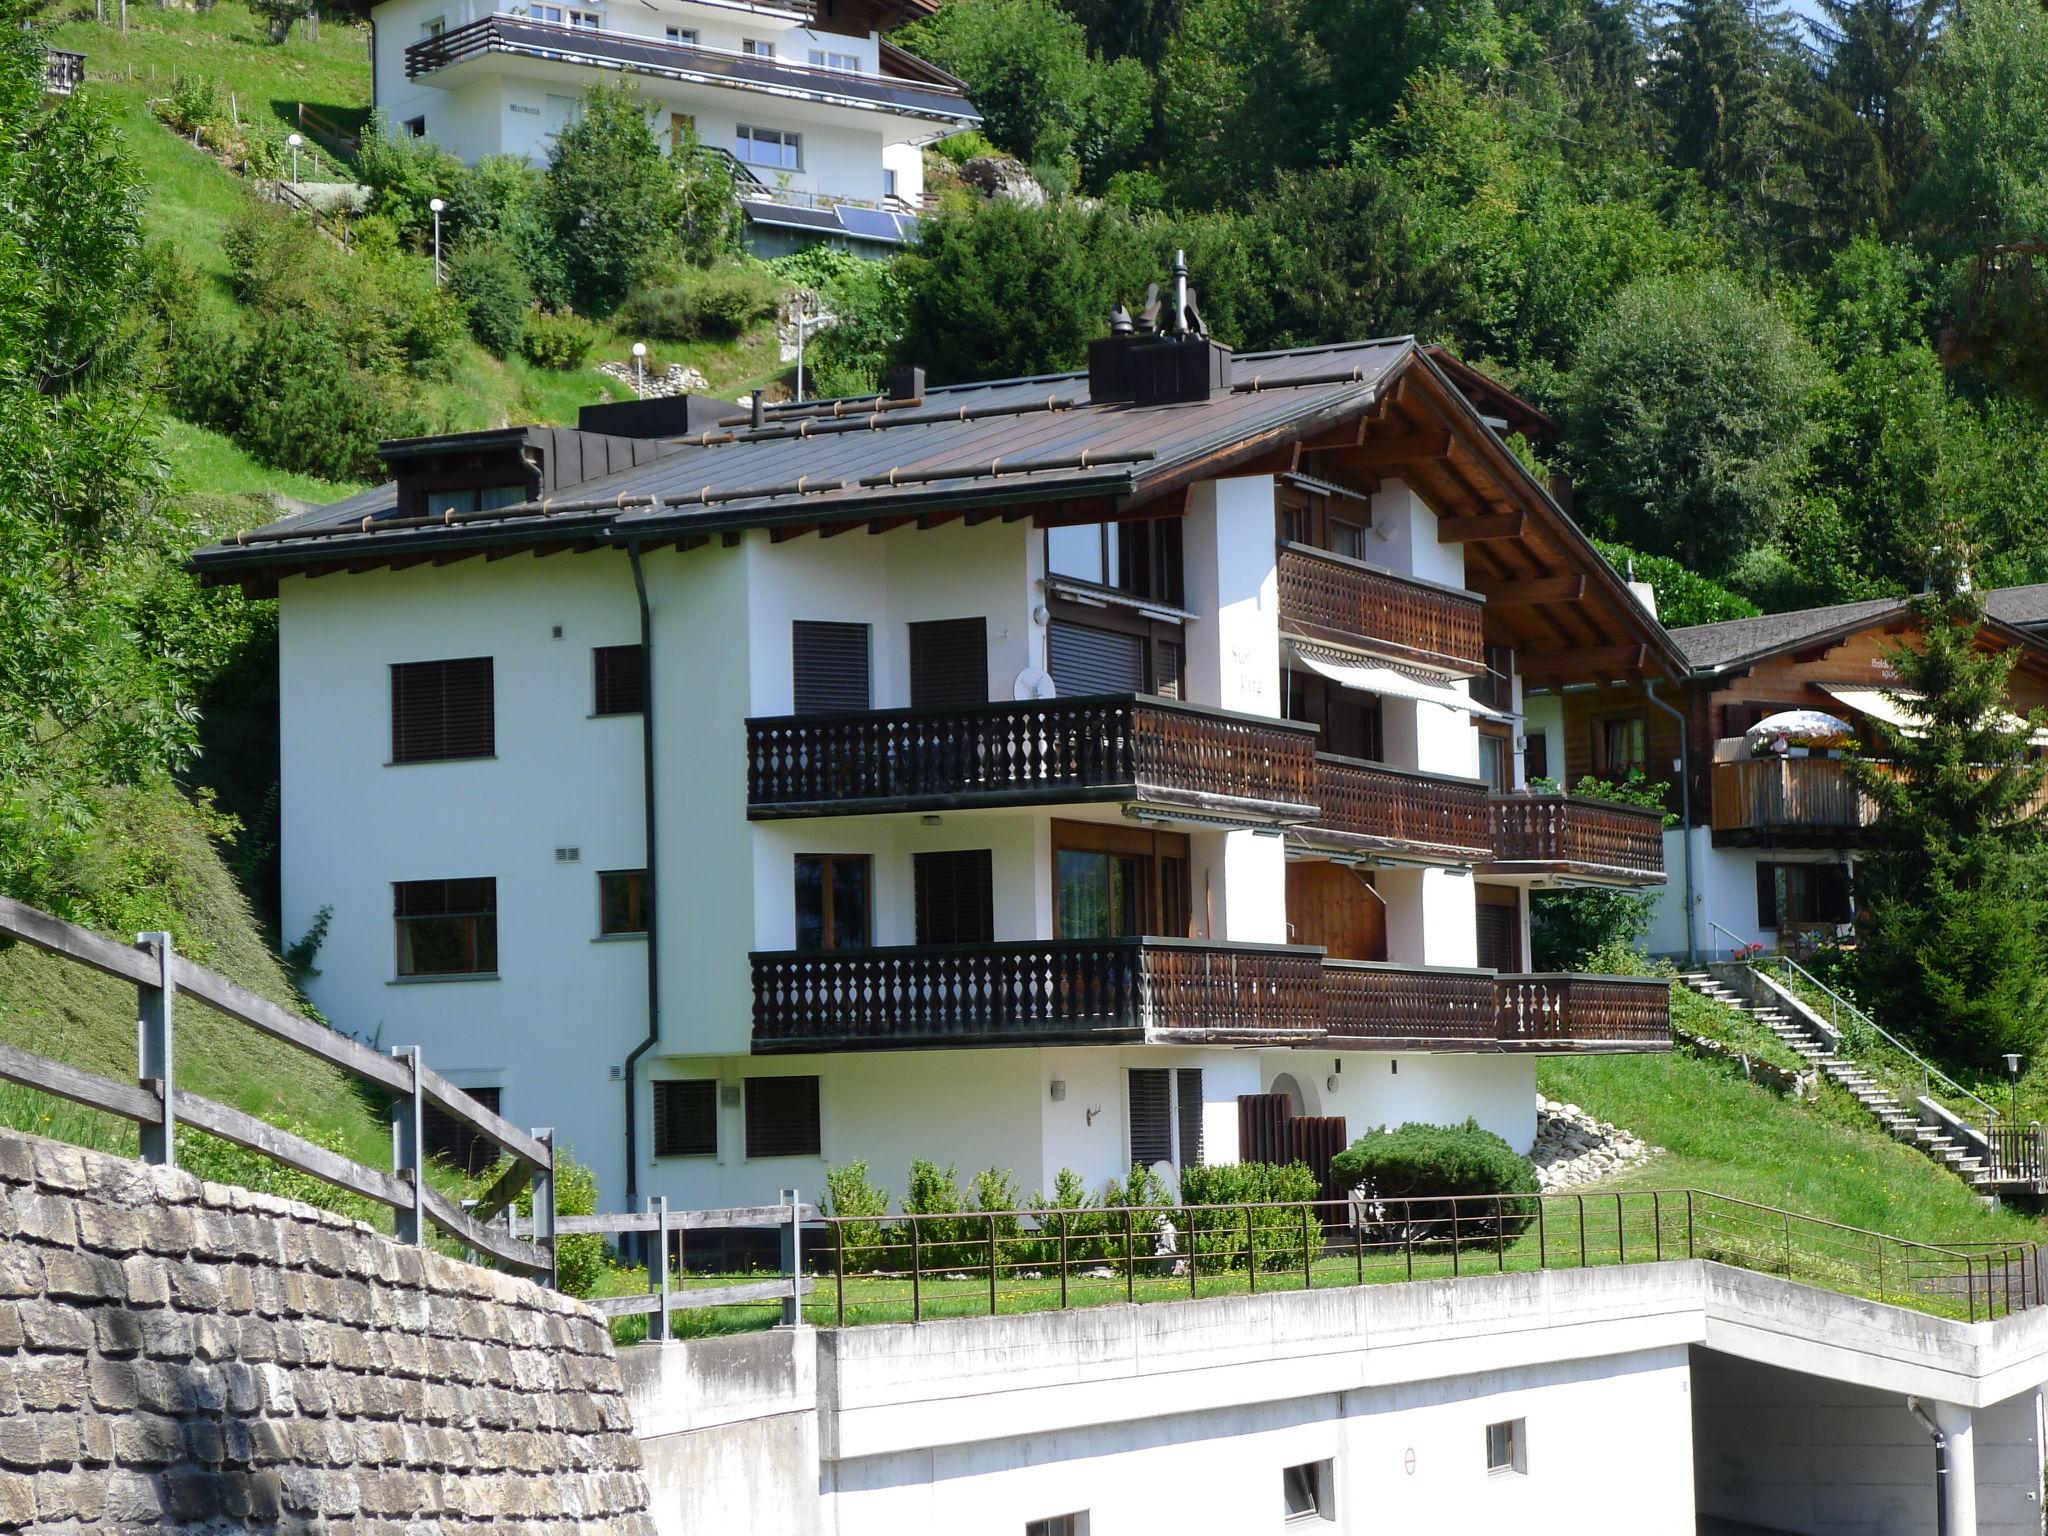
<box><xmin>1986</xmin><ymin>583</ymin><xmax>2048</xmax><ymax>629</ymax></box>
<box><xmin>1670</xmin><ymin>585</ymin><xmax>2048</xmax><ymax>675</ymax></box>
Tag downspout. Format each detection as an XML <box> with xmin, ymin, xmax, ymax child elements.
<box><xmin>1644</xmin><ymin>678</ymin><xmax>1697</xmax><ymax>968</ymax></box>
<box><xmin>1906</xmin><ymin>1397</ymin><xmax>1950</xmax><ymax>1536</ymax></box>
<box><xmin>623</xmin><ymin>540</ymin><xmax>660</xmax><ymax>1205</ymax></box>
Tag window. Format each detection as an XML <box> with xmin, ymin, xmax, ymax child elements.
<box><xmin>1053</xmin><ymin>821</ymin><xmax>1188</xmax><ymax>939</ymax></box>
<box><xmin>531</xmin><ymin>2</ymin><xmax>601</xmax><ymax>25</ymax></box>
<box><xmin>795</xmin><ymin>854</ymin><xmax>871</xmax><ymax>951</ymax></box>
<box><xmin>1524</xmin><ymin>732</ymin><xmax>1549</xmax><ymax>783</ymax></box>
<box><xmin>419</xmin><ymin>15</ymin><xmax>445</xmax><ymax>38</ymax></box>
<box><xmin>423</xmin><ymin>1085</ymin><xmax>501</xmax><ymax>1175</ymax></box>
<box><xmin>403</xmin><ymin>115</ymin><xmax>427</xmax><ymax>137</ymax></box>
<box><xmin>1128</xmin><ymin>1066</ymin><xmax>1202</xmax><ymax>1169</ymax></box>
<box><xmin>391</xmin><ymin>657</ymin><xmax>494</xmax><ymax>765</ymax></box>
<box><xmin>1045</xmin><ymin>520</ymin><xmax>1183</xmax><ymax>604</ymax></box>
<box><xmin>599</xmin><ymin>869</ymin><xmax>649</xmax><ymax>936</ymax></box>
<box><xmin>883</xmin><ymin>167</ymin><xmax>898</xmax><ymax>198</ymax></box>
<box><xmin>1024</xmin><ymin>1518</ymin><xmax>1086</xmax><ymax>1536</ymax></box>
<box><xmin>736</xmin><ymin>124</ymin><xmax>800</xmax><ymax>170</ymax></box>
<box><xmin>1593</xmin><ymin>713</ymin><xmax>1647</xmax><ymax>781</ymax></box>
<box><xmin>1486</xmin><ymin>1419</ymin><xmax>1527</xmax><ymax>1475</ymax></box>
<box><xmin>422</xmin><ymin>485</ymin><xmax>525</xmax><ymax>519</ymax></box>
<box><xmin>742</xmin><ymin>36</ymin><xmax>775</xmax><ymax>55</ymax></box>
<box><xmin>669</xmin><ymin>112</ymin><xmax>696</xmax><ymax>153</ymax></box>
<box><xmin>1329</xmin><ymin>518</ymin><xmax>1366</xmax><ymax>562</ymax></box>
<box><xmin>653</xmin><ymin>1080</ymin><xmax>717</xmax><ymax>1157</ymax></box>
<box><xmin>909</xmin><ymin>617</ymin><xmax>988</xmax><ymax>708</ymax></box>
<box><xmin>1756</xmin><ymin>862</ymin><xmax>1852</xmax><ymax>929</ymax></box>
<box><xmin>1282</xmin><ymin>1460</ymin><xmax>1333</xmax><ymax>1523</ymax></box>
<box><xmin>664</xmin><ymin>24</ymin><xmax>698</xmax><ymax>43</ymax></box>
<box><xmin>1049</xmin><ymin>620</ymin><xmax>1145</xmax><ymax>697</ymax></box>
<box><xmin>1475</xmin><ymin>888</ymin><xmax>1519</xmax><ymax>972</ymax></box>
<box><xmin>1471</xmin><ymin>642</ymin><xmax>1514</xmax><ymax>711</ymax></box>
<box><xmin>807</xmin><ymin>47</ymin><xmax>859</xmax><ymax>70</ymax></box>
<box><xmin>745</xmin><ymin>1076</ymin><xmax>820</xmax><ymax>1158</ymax></box>
<box><xmin>792</xmin><ymin>620</ymin><xmax>869</xmax><ymax>714</ymax></box>
<box><xmin>914</xmin><ymin>850</ymin><xmax>993</xmax><ymax>945</ymax></box>
<box><xmin>1477</xmin><ymin>729</ymin><xmax>1512</xmax><ymax>792</ymax></box>
<box><xmin>593</xmin><ymin>643</ymin><xmax>644</xmax><ymax>716</ymax></box>
<box><xmin>394</xmin><ymin>878</ymin><xmax>497</xmax><ymax>977</ymax></box>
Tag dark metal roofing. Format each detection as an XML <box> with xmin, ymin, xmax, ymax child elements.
<box><xmin>193</xmin><ymin>339</ymin><xmax>1414</xmax><ymax>575</ymax></box>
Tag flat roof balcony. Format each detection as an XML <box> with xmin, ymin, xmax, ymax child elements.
<box><xmin>746</xmin><ymin>694</ymin><xmax>1321</xmax><ymax>825</ymax></box>
<box><xmin>1320</xmin><ymin>961</ymin><xmax>1500</xmax><ymax>1051</ymax></box>
<box><xmin>403</xmin><ymin>17</ymin><xmax>980</xmax><ymax>126</ymax></box>
<box><xmin>751</xmin><ymin>937</ymin><xmax>1328</xmax><ymax>1052</ymax></box>
<box><xmin>1292</xmin><ymin>755</ymin><xmax>1492</xmax><ymax>865</ymax></box>
<box><xmin>1483</xmin><ymin>792</ymin><xmax>1666</xmax><ymax>886</ymax></box>
<box><xmin>1275</xmin><ymin>542</ymin><xmax>1486</xmax><ymax>676</ymax></box>
<box><xmin>1710</xmin><ymin>757</ymin><xmax>1873</xmax><ymax>848</ymax></box>
<box><xmin>1496</xmin><ymin>973</ymin><xmax>1671</xmax><ymax>1053</ymax></box>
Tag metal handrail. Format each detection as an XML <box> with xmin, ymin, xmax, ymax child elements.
<box><xmin>1706</xmin><ymin>919</ymin><xmax>1761</xmax><ymax>961</ymax></box>
<box><xmin>1769</xmin><ymin>953</ymin><xmax>1999</xmax><ymax>1122</ymax></box>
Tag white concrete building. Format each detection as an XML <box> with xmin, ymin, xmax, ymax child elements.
<box><xmin>196</xmin><ymin>323</ymin><xmax>1681</xmax><ymax>1216</ymax></box>
<box><xmin>369</xmin><ymin>0</ymin><xmax>978</xmax><ymax>251</ymax></box>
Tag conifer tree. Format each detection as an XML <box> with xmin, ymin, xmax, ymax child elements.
<box><xmin>1851</xmin><ymin>538</ymin><xmax>2048</xmax><ymax>1065</ymax></box>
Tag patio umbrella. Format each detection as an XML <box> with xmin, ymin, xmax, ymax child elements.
<box><xmin>1745</xmin><ymin>709</ymin><xmax>1858</xmax><ymax>753</ymax></box>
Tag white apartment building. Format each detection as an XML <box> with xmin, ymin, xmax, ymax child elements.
<box><xmin>195</xmin><ymin>317</ymin><xmax>1681</xmax><ymax>1215</ymax></box>
<box><xmin>370</xmin><ymin>0</ymin><xmax>978</xmax><ymax>250</ymax></box>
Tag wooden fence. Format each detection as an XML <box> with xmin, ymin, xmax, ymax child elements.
<box><xmin>1237</xmin><ymin>1093</ymin><xmax>1350</xmax><ymax>1200</ymax></box>
<box><xmin>0</xmin><ymin>896</ymin><xmax>556</xmax><ymax>1281</ymax></box>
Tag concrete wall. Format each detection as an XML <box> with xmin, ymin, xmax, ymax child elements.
<box><xmin>0</xmin><ymin>1127</ymin><xmax>653</xmax><ymax>1532</ymax></box>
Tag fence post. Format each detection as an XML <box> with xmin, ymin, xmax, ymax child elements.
<box><xmin>530</xmin><ymin>1129</ymin><xmax>557</xmax><ymax>1290</ymax></box>
<box><xmin>1686</xmin><ymin>1190</ymin><xmax>1695</xmax><ymax>1258</ymax></box>
<box><xmin>780</xmin><ymin>1187</ymin><xmax>802</xmax><ymax>1327</ymax></box>
<box><xmin>390</xmin><ymin>1048</ymin><xmax>425</xmax><ymax>1246</ymax></box>
<box><xmin>136</xmin><ymin>932</ymin><xmax>175</xmax><ymax>1168</ymax></box>
<box><xmin>650</xmin><ymin>1195</ymin><xmax>671</xmax><ymax>1342</ymax></box>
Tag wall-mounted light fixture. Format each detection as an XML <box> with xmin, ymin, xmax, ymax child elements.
<box><xmin>1049</xmin><ymin>1080</ymin><xmax>1067</xmax><ymax>1102</ymax></box>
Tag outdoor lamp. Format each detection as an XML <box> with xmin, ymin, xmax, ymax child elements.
<box><xmin>428</xmin><ymin>198</ymin><xmax>446</xmax><ymax>286</ymax></box>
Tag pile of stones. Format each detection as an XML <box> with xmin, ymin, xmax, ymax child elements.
<box><xmin>593</xmin><ymin>359</ymin><xmax>711</xmax><ymax>398</ymax></box>
<box><xmin>1529</xmin><ymin>1096</ymin><xmax>1655</xmax><ymax>1191</ymax></box>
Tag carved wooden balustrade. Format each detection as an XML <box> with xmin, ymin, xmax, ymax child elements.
<box><xmin>751</xmin><ymin>938</ymin><xmax>1327</xmax><ymax>1051</ymax></box>
<box><xmin>1485</xmin><ymin>793</ymin><xmax>1666</xmax><ymax>884</ymax></box>
<box><xmin>1275</xmin><ymin>542</ymin><xmax>1486</xmax><ymax>674</ymax></box>
<box><xmin>1495</xmin><ymin>974</ymin><xmax>1672</xmax><ymax>1052</ymax></box>
<box><xmin>747</xmin><ymin>695</ymin><xmax>1319</xmax><ymax>820</ymax></box>
<box><xmin>1297</xmin><ymin>755</ymin><xmax>1493</xmax><ymax>862</ymax></box>
<box><xmin>1319</xmin><ymin>961</ymin><xmax>1500</xmax><ymax>1050</ymax></box>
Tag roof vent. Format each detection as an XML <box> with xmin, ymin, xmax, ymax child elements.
<box><xmin>887</xmin><ymin>364</ymin><xmax>925</xmax><ymax>402</ymax></box>
<box><xmin>1088</xmin><ymin>250</ymin><xmax>1233</xmax><ymax>406</ymax></box>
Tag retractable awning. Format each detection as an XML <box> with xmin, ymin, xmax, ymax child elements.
<box><xmin>1289</xmin><ymin>642</ymin><xmax>1514</xmax><ymax>721</ymax></box>
<box><xmin>1817</xmin><ymin>684</ymin><xmax>2048</xmax><ymax>743</ymax></box>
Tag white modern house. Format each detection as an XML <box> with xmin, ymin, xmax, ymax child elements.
<box><xmin>195</xmin><ymin>313</ymin><xmax>1679</xmax><ymax>1216</ymax></box>
<box><xmin>369</xmin><ymin>0</ymin><xmax>978</xmax><ymax>250</ymax></box>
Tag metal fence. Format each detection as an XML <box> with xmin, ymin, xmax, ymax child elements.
<box><xmin>0</xmin><ymin>896</ymin><xmax>556</xmax><ymax>1281</ymax></box>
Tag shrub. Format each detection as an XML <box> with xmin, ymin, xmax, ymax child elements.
<box><xmin>233</xmin><ymin>317</ymin><xmax>427</xmax><ymax>480</ymax></box>
<box><xmin>1331</xmin><ymin>1119</ymin><xmax>1538</xmax><ymax>1250</ymax></box>
<box><xmin>616</xmin><ymin>284</ymin><xmax>699</xmax><ymax>342</ymax></box>
<box><xmin>688</xmin><ymin>262</ymin><xmax>785</xmax><ymax>337</ymax></box>
<box><xmin>1178</xmin><ymin>1161</ymin><xmax>1322</xmax><ymax>1274</ymax></box>
<box><xmin>543</xmin><ymin>82</ymin><xmax>684</xmax><ymax>315</ymax></box>
<box><xmin>446</xmin><ymin>239</ymin><xmax>534</xmax><ymax>356</ymax></box>
<box><xmin>825</xmin><ymin>1159</ymin><xmax>891</xmax><ymax>1273</ymax></box>
<box><xmin>902</xmin><ymin>1158</ymin><xmax>982</xmax><ymax>1271</ymax></box>
<box><xmin>355</xmin><ymin>113</ymin><xmax>464</xmax><ymax>248</ymax></box>
<box><xmin>932</xmin><ymin>128</ymin><xmax>997</xmax><ymax>164</ymax></box>
<box><xmin>164</xmin><ymin>73</ymin><xmax>226</xmax><ymax>135</ymax></box>
<box><xmin>518</xmin><ymin>308</ymin><xmax>598</xmax><ymax>370</ymax></box>
<box><xmin>459</xmin><ymin>1146</ymin><xmax>606</xmax><ymax>1297</ymax></box>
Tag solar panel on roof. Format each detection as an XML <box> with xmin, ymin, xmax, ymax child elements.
<box><xmin>837</xmin><ymin>205</ymin><xmax>907</xmax><ymax>242</ymax></box>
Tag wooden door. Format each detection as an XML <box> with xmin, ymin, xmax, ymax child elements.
<box><xmin>1475</xmin><ymin>886</ymin><xmax>1520</xmax><ymax>972</ymax></box>
<box><xmin>1285</xmin><ymin>862</ymin><xmax>1387</xmax><ymax>961</ymax></box>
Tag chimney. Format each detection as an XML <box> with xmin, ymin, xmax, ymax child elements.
<box><xmin>576</xmin><ymin>395</ymin><xmax>729</xmax><ymax>438</ymax></box>
<box><xmin>887</xmin><ymin>364</ymin><xmax>925</xmax><ymax>402</ymax></box>
<box><xmin>1622</xmin><ymin>559</ymin><xmax>1657</xmax><ymax>619</ymax></box>
<box><xmin>1088</xmin><ymin>253</ymin><xmax>1234</xmax><ymax>406</ymax></box>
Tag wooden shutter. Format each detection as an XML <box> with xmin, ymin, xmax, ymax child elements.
<box><xmin>909</xmin><ymin>618</ymin><xmax>988</xmax><ymax>708</ymax></box>
<box><xmin>1475</xmin><ymin>901</ymin><xmax>1518</xmax><ymax>972</ymax></box>
<box><xmin>423</xmin><ymin>1085</ymin><xmax>501</xmax><ymax>1176</ymax></box>
<box><xmin>1049</xmin><ymin>620</ymin><xmax>1145</xmax><ymax>697</ymax></box>
<box><xmin>1175</xmin><ymin>1067</ymin><xmax>1204</xmax><ymax>1168</ymax></box>
<box><xmin>1152</xmin><ymin>636</ymin><xmax>1183</xmax><ymax>699</ymax></box>
<box><xmin>913</xmin><ymin>849</ymin><xmax>994</xmax><ymax>945</ymax></box>
<box><xmin>1816</xmin><ymin>864</ymin><xmax>1853</xmax><ymax>924</ymax></box>
<box><xmin>593</xmin><ymin>644</ymin><xmax>645</xmax><ymax>716</ymax></box>
<box><xmin>1756</xmin><ymin>862</ymin><xmax>1780</xmax><ymax>928</ymax></box>
<box><xmin>652</xmin><ymin>1080</ymin><xmax>717</xmax><ymax>1157</ymax></box>
<box><xmin>793</xmin><ymin>621</ymin><xmax>870</xmax><ymax>714</ymax></box>
<box><xmin>745</xmin><ymin>1075</ymin><xmax>821</xmax><ymax>1157</ymax></box>
<box><xmin>1129</xmin><ymin>1068</ymin><xmax>1171</xmax><ymax>1167</ymax></box>
<box><xmin>391</xmin><ymin>657</ymin><xmax>494</xmax><ymax>763</ymax></box>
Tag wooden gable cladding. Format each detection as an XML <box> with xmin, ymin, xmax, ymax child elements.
<box><xmin>1295</xmin><ymin>363</ymin><xmax>1680</xmax><ymax>692</ymax></box>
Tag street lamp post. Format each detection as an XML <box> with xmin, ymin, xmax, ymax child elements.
<box><xmin>287</xmin><ymin>131</ymin><xmax>302</xmax><ymax>187</ymax></box>
<box><xmin>429</xmin><ymin>197</ymin><xmax>445</xmax><ymax>286</ymax></box>
<box><xmin>2006</xmin><ymin>1053</ymin><xmax>2024</xmax><ymax>1126</ymax></box>
<box><xmin>631</xmin><ymin>341</ymin><xmax>647</xmax><ymax>398</ymax></box>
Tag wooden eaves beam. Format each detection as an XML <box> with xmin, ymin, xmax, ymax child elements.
<box><xmin>1437</xmin><ymin>511</ymin><xmax>1526</xmax><ymax>543</ymax></box>
<box><xmin>1517</xmin><ymin>643</ymin><xmax>1647</xmax><ymax>681</ymax></box>
<box><xmin>1342</xmin><ymin>430</ymin><xmax>1453</xmax><ymax>471</ymax></box>
<box><xmin>1469</xmin><ymin>573</ymin><xmax>1586</xmax><ymax>606</ymax></box>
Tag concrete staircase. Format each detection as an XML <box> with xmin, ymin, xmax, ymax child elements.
<box><xmin>1676</xmin><ymin>971</ymin><xmax>1995</xmax><ymax>1191</ymax></box>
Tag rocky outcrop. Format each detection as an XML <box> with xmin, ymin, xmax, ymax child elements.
<box><xmin>956</xmin><ymin>155</ymin><xmax>1047</xmax><ymax>207</ymax></box>
<box><xmin>595</xmin><ymin>359</ymin><xmax>710</xmax><ymax>399</ymax></box>
<box><xmin>1530</xmin><ymin>1098</ymin><xmax>1656</xmax><ymax>1191</ymax></box>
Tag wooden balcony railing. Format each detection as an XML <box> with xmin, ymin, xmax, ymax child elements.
<box><xmin>1711</xmin><ymin>757</ymin><xmax>1874</xmax><ymax>842</ymax></box>
<box><xmin>1496</xmin><ymin>974</ymin><xmax>1671</xmax><ymax>1052</ymax></box>
<box><xmin>747</xmin><ymin>694</ymin><xmax>1320</xmax><ymax>821</ymax></box>
<box><xmin>1485</xmin><ymin>793</ymin><xmax>1666</xmax><ymax>884</ymax></box>
<box><xmin>1321</xmin><ymin>961</ymin><xmax>1499</xmax><ymax>1050</ymax></box>
<box><xmin>1296</xmin><ymin>755</ymin><xmax>1492</xmax><ymax>862</ymax></box>
<box><xmin>751</xmin><ymin>938</ymin><xmax>1327</xmax><ymax>1051</ymax></box>
<box><xmin>44</xmin><ymin>48</ymin><xmax>85</xmax><ymax>95</ymax></box>
<box><xmin>1275</xmin><ymin>542</ymin><xmax>1486</xmax><ymax>674</ymax></box>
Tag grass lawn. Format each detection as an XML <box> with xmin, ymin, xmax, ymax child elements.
<box><xmin>157</xmin><ymin>415</ymin><xmax>366</xmax><ymax>503</ymax></box>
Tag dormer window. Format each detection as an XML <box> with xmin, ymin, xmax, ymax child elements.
<box><xmin>423</xmin><ymin>485</ymin><xmax>527</xmax><ymax>519</ymax></box>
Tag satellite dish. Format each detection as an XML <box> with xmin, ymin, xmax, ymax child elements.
<box><xmin>1013</xmin><ymin>666</ymin><xmax>1057</xmax><ymax>701</ymax></box>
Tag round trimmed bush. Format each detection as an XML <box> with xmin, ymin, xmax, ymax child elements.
<box><xmin>518</xmin><ymin>308</ymin><xmax>598</xmax><ymax>371</ymax></box>
<box><xmin>1331</xmin><ymin>1118</ymin><xmax>1538</xmax><ymax>1246</ymax></box>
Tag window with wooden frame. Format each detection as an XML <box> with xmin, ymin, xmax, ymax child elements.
<box><xmin>394</xmin><ymin>878</ymin><xmax>498</xmax><ymax>977</ymax></box>
<box><xmin>423</xmin><ymin>1084</ymin><xmax>500</xmax><ymax>1175</ymax></box>
<box><xmin>598</xmin><ymin>869</ymin><xmax>649</xmax><ymax>936</ymax></box>
<box><xmin>652</xmin><ymin>1079</ymin><xmax>717</xmax><ymax>1157</ymax></box>
<box><xmin>1756</xmin><ymin>862</ymin><xmax>1852</xmax><ymax>929</ymax></box>
<box><xmin>1047</xmin><ymin>612</ymin><xmax>1184</xmax><ymax>698</ymax></box>
<box><xmin>745</xmin><ymin>1075</ymin><xmax>820</xmax><ymax>1158</ymax></box>
<box><xmin>1719</xmin><ymin>700</ymin><xmax>1808</xmax><ymax>739</ymax></box>
<box><xmin>1284</xmin><ymin>668</ymin><xmax>1382</xmax><ymax>763</ymax></box>
<box><xmin>593</xmin><ymin>644</ymin><xmax>644</xmax><ymax>716</ymax></box>
<box><xmin>908</xmin><ymin>618</ymin><xmax>988</xmax><ymax>708</ymax></box>
<box><xmin>1591</xmin><ymin>713</ymin><xmax>1648</xmax><ymax>781</ymax></box>
<box><xmin>913</xmin><ymin>849</ymin><xmax>994</xmax><ymax>945</ymax></box>
<box><xmin>792</xmin><ymin>621</ymin><xmax>870</xmax><ymax>714</ymax></box>
<box><xmin>390</xmin><ymin>657</ymin><xmax>494</xmax><ymax>764</ymax></box>
<box><xmin>1470</xmin><ymin>642</ymin><xmax>1514</xmax><ymax>711</ymax></box>
<box><xmin>1277</xmin><ymin>481</ymin><xmax>1372</xmax><ymax>558</ymax></box>
<box><xmin>1475</xmin><ymin>885</ymin><xmax>1520</xmax><ymax>972</ymax></box>
<box><xmin>1052</xmin><ymin>820</ymin><xmax>1189</xmax><ymax>939</ymax></box>
<box><xmin>795</xmin><ymin>853</ymin><xmax>872</xmax><ymax>951</ymax></box>
<box><xmin>1477</xmin><ymin>725</ymin><xmax>1513</xmax><ymax>792</ymax></box>
<box><xmin>1524</xmin><ymin>732</ymin><xmax>1550</xmax><ymax>783</ymax></box>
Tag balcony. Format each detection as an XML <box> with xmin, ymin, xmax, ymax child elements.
<box><xmin>751</xmin><ymin>938</ymin><xmax>1328</xmax><ymax>1052</ymax></box>
<box><xmin>1484</xmin><ymin>792</ymin><xmax>1666</xmax><ymax>885</ymax></box>
<box><xmin>746</xmin><ymin>694</ymin><xmax>1320</xmax><ymax>823</ymax></box>
<box><xmin>1293</xmin><ymin>755</ymin><xmax>1492</xmax><ymax>864</ymax></box>
<box><xmin>1710</xmin><ymin>757</ymin><xmax>1873</xmax><ymax>847</ymax></box>
<box><xmin>1275</xmin><ymin>542</ymin><xmax>1486</xmax><ymax>675</ymax></box>
<box><xmin>1496</xmin><ymin>974</ymin><xmax>1671</xmax><ymax>1053</ymax></box>
<box><xmin>1321</xmin><ymin>961</ymin><xmax>1500</xmax><ymax>1050</ymax></box>
<box><xmin>403</xmin><ymin>17</ymin><xmax>978</xmax><ymax>125</ymax></box>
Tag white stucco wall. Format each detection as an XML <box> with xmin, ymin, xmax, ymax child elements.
<box><xmin>1644</xmin><ymin>830</ymin><xmax>1860</xmax><ymax>961</ymax></box>
<box><xmin>1371</xmin><ymin>478</ymin><xmax>1466</xmax><ymax>590</ymax></box>
<box><xmin>1262</xmin><ymin>1048</ymin><xmax>1537</xmax><ymax>1153</ymax></box>
<box><xmin>1184</xmin><ymin>474</ymin><xmax>1281</xmax><ymax>717</ymax></box>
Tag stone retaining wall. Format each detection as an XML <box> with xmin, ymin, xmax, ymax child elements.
<box><xmin>0</xmin><ymin>1126</ymin><xmax>656</xmax><ymax>1533</ymax></box>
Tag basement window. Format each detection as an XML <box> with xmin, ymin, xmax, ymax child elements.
<box><xmin>1486</xmin><ymin>1418</ymin><xmax>1527</xmax><ymax>1475</ymax></box>
<box><xmin>1282</xmin><ymin>1460</ymin><xmax>1333</xmax><ymax>1524</ymax></box>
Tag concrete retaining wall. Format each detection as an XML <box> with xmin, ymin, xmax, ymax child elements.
<box><xmin>0</xmin><ymin>1127</ymin><xmax>655</xmax><ymax>1532</ymax></box>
